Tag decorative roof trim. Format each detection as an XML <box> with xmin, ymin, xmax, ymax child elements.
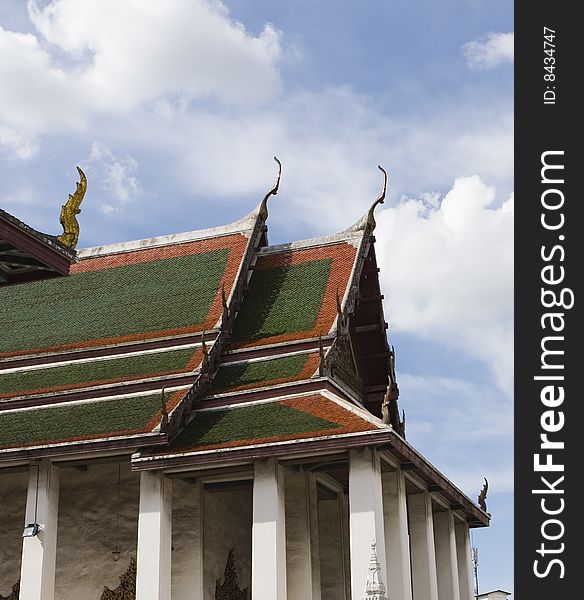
<box><xmin>0</xmin><ymin>432</ymin><xmax>166</xmax><ymax>463</ymax></box>
<box><xmin>217</xmin><ymin>347</ymin><xmax>320</xmax><ymax>368</ymax></box>
<box><xmin>78</xmin><ymin>207</ymin><xmax>261</xmax><ymax>258</ymax></box>
<box><xmin>0</xmin><ymin>342</ymin><xmax>202</xmax><ymax>375</ymax></box>
<box><xmin>0</xmin><ymin>385</ymin><xmax>191</xmax><ymax>415</ymax></box>
<box><xmin>258</xmin><ymin>229</ymin><xmax>364</xmax><ymax>256</ymax></box>
<box><xmin>0</xmin><ymin>330</ymin><xmax>219</xmax><ymax>371</ymax></box>
<box><xmin>0</xmin><ymin>209</ymin><xmax>76</xmax><ymax>260</ymax></box>
<box><xmin>0</xmin><ymin>372</ymin><xmax>198</xmax><ymax>406</ymax></box>
<box><xmin>133</xmin><ymin>428</ymin><xmax>390</xmax><ymax>465</ymax></box>
<box><xmin>343</xmin><ymin>165</ymin><xmax>388</xmax><ymax>233</ymax></box>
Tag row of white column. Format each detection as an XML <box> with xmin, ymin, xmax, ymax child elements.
<box><xmin>17</xmin><ymin>453</ymin><xmax>475</xmax><ymax>600</ymax></box>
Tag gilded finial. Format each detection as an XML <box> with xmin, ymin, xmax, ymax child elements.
<box><xmin>57</xmin><ymin>166</ymin><xmax>87</xmax><ymax>249</ymax></box>
<box><xmin>259</xmin><ymin>156</ymin><xmax>282</xmax><ymax>218</ymax></box>
<box><xmin>365</xmin><ymin>165</ymin><xmax>387</xmax><ymax>231</ymax></box>
<box><xmin>478</xmin><ymin>477</ymin><xmax>489</xmax><ymax>512</ymax></box>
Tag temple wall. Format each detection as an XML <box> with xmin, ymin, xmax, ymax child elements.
<box><xmin>318</xmin><ymin>495</ymin><xmax>347</xmax><ymax>600</ymax></box>
<box><xmin>0</xmin><ymin>470</ymin><xmax>27</xmax><ymax>597</ymax></box>
<box><xmin>203</xmin><ymin>483</ymin><xmax>253</xmax><ymax>600</ymax></box>
<box><xmin>54</xmin><ymin>461</ymin><xmax>140</xmax><ymax>600</ymax></box>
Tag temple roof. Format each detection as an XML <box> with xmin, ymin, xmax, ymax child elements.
<box><xmin>0</xmin><ymin>166</ymin><xmax>489</xmax><ymax>528</ymax></box>
<box><xmin>0</xmin><ymin>221</ymin><xmax>254</xmax><ymax>360</ymax></box>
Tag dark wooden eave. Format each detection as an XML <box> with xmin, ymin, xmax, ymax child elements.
<box><xmin>130</xmin><ymin>426</ymin><xmax>489</xmax><ymax>528</ymax></box>
<box><xmin>0</xmin><ymin>432</ymin><xmax>167</xmax><ymax>465</ymax></box>
<box><xmin>0</xmin><ymin>209</ymin><xmax>75</xmax><ymax>285</ymax></box>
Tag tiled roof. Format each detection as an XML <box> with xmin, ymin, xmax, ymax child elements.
<box><xmin>230</xmin><ymin>242</ymin><xmax>358</xmax><ymax>349</ymax></box>
<box><xmin>167</xmin><ymin>392</ymin><xmax>384</xmax><ymax>454</ymax></box>
<box><xmin>0</xmin><ymin>389</ymin><xmax>186</xmax><ymax>451</ymax></box>
<box><xmin>0</xmin><ymin>233</ymin><xmax>248</xmax><ymax>358</ymax></box>
<box><xmin>209</xmin><ymin>352</ymin><xmax>320</xmax><ymax>395</ymax></box>
<box><xmin>0</xmin><ymin>346</ymin><xmax>202</xmax><ymax>400</ymax></box>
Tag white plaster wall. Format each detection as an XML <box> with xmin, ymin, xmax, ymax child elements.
<box><xmin>54</xmin><ymin>461</ymin><xmax>140</xmax><ymax>600</ymax></box>
<box><xmin>0</xmin><ymin>470</ymin><xmax>27</xmax><ymax>596</ymax></box>
<box><xmin>172</xmin><ymin>479</ymin><xmax>202</xmax><ymax>600</ymax></box>
<box><xmin>318</xmin><ymin>496</ymin><xmax>347</xmax><ymax>600</ymax></box>
<box><xmin>203</xmin><ymin>485</ymin><xmax>252</xmax><ymax>600</ymax></box>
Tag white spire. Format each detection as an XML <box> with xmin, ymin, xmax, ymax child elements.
<box><xmin>364</xmin><ymin>542</ymin><xmax>388</xmax><ymax>600</ymax></box>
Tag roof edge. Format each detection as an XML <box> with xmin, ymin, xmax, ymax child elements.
<box><xmin>78</xmin><ymin>203</ymin><xmax>263</xmax><ymax>259</ymax></box>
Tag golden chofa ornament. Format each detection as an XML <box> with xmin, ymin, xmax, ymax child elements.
<box><xmin>57</xmin><ymin>166</ymin><xmax>87</xmax><ymax>249</ymax></box>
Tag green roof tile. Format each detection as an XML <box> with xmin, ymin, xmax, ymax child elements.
<box><xmin>0</xmin><ymin>346</ymin><xmax>198</xmax><ymax>398</ymax></box>
<box><xmin>211</xmin><ymin>353</ymin><xmax>311</xmax><ymax>394</ymax></box>
<box><xmin>0</xmin><ymin>392</ymin><xmax>164</xmax><ymax>449</ymax></box>
<box><xmin>0</xmin><ymin>248</ymin><xmax>229</xmax><ymax>355</ymax></box>
<box><xmin>170</xmin><ymin>401</ymin><xmax>341</xmax><ymax>450</ymax></box>
<box><xmin>231</xmin><ymin>258</ymin><xmax>332</xmax><ymax>344</ymax></box>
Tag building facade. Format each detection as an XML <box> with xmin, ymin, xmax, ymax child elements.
<box><xmin>0</xmin><ymin>166</ymin><xmax>489</xmax><ymax>600</ymax></box>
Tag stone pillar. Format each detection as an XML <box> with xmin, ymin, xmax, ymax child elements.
<box><xmin>136</xmin><ymin>471</ymin><xmax>172</xmax><ymax>600</ymax></box>
<box><xmin>408</xmin><ymin>491</ymin><xmax>439</xmax><ymax>600</ymax></box>
<box><xmin>285</xmin><ymin>470</ymin><xmax>319</xmax><ymax>600</ymax></box>
<box><xmin>455</xmin><ymin>522</ymin><xmax>475</xmax><ymax>600</ymax></box>
<box><xmin>348</xmin><ymin>447</ymin><xmax>387</xmax><ymax>600</ymax></box>
<box><xmin>19</xmin><ymin>460</ymin><xmax>60</xmax><ymax>600</ymax></box>
<box><xmin>433</xmin><ymin>509</ymin><xmax>461</xmax><ymax>600</ymax></box>
<box><xmin>382</xmin><ymin>469</ymin><xmax>413</xmax><ymax>600</ymax></box>
<box><xmin>252</xmin><ymin>458</ymin><xmax>287</xmax><ymax>600</ymax></box>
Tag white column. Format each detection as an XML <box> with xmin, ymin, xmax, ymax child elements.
<box><xmin>349</xmin><ymin>447</ymin><xmax>387</xmax><ymax>600</ymax></box>
<box><xmin>285</xmin><ymin>470</ymin><xmax>319</xmax><ymax>600</ymax></box>
<box><xmin>19</xmin><ymin>460</ymin><xmax>60</xmax><ymax>600</ymax></box>
<box><xmin>382</xmin><ymin>468</ymin><xmax>413</xmax><ymax>600</ymax></box>
<box><xmin>408</xmin><ymin>492</ymin><xmax>439</xmax><ymax>600</ymax></box>
<box><xmin>252</xmin><ymin>458</ymin><xmax>287</xmax><ymax>600</ymax></box>
<box><xmin>433</xmin><ymin>509</ymin><xmax>461</xmax><ymax>600</ymax></box>
<box><xmin>136</xmin><ymin>471</ymin><xmax>172</xmax><ymax>600</ymax></box>
<box><xmin>455</xmin><ymin>522</ymin><xmax>475</xmax><ymax>600</ymax></box>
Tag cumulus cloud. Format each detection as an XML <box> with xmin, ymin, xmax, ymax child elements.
<box><xmin>463</xmin><ymin>32</ymin><xmax>514</xmax><ymax>70</ymax></box>
<box><xmin>400</xmin><ymin>373</ymin><xmax>513</xmax><ymax>495</ymax></box>
<box><xmin>376</xmin><ymin>177</ymin><xmax>514</xmax><ymax>396</ymax></box>
<box><xmin>86</xmin><ymin>143</ymin><xmax>140</xmax><ymax>214</ymax></box>
<box><xmin>0</xmin><ymin>0</ymin><xmax>282</xmax><ymax>156</ymax></box>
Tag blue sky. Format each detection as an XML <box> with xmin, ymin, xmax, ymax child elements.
<box><xmin>0</xmin><ymin>0</ymin><xmax>514</xmax><ymax>593</ymax></box>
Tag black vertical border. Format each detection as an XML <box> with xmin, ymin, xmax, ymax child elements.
<box><xmin>515</xmin><ymin>2</ymin><xmax>579</xmax><ymax>597</ymax></box>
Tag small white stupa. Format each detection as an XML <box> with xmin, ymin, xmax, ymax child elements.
<box><xmin>364</xmin><ymin>542</ymin><xmax>388</xmax><ymax>600</ymax></box>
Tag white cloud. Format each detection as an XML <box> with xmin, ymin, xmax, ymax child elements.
<box><xmin>86</xmin><ymin>143</ymin><xmax>140</xmax><ymax>214</ymax></box>
<box><xmin>0</xmin><ymin>0</ymin><xmax>282</xmax><ymax>157</ymax></box>
<box><xmin>463</xmin><ymin>32</ymin><xmax>514</xmax><ymax>70</ymax></box>
<box><xmin>376</xmin><ymin>177</ymin><xmax>514</xmax><ymax>396</ymax></box>
<box><xmin>400</xmin><ymin>373</ymin><xmax>513</xmax><ymax>495</ymax></box>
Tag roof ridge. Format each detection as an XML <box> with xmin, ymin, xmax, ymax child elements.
<box><xmin>78</xmin><ymin>203</ymin><xmax>262</xmax><ymax>258</ymax></box>
<box><xmin>259</xmin><ymin>228</ymin><xmax>365</xmax><ymax>255</ymax></box>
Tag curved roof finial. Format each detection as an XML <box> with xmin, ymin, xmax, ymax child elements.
<box><xmin>478</xmin><ymin>477</ymin><xmax>489</xmax><ymax>512</ymax></box>
<box><xmin>259</xmin><ymin>156</ymin><xmax>282</xmax><ymax>218</ymax></box>
<box><xmin>57</xmin><ymin>166</ymin><xmax>87</xmax><ymax>249</ymax></box>
<box><xmin>365</xmin><ymin>165</ymin><xmax>387</xmax><ymax>231</ymax></box>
